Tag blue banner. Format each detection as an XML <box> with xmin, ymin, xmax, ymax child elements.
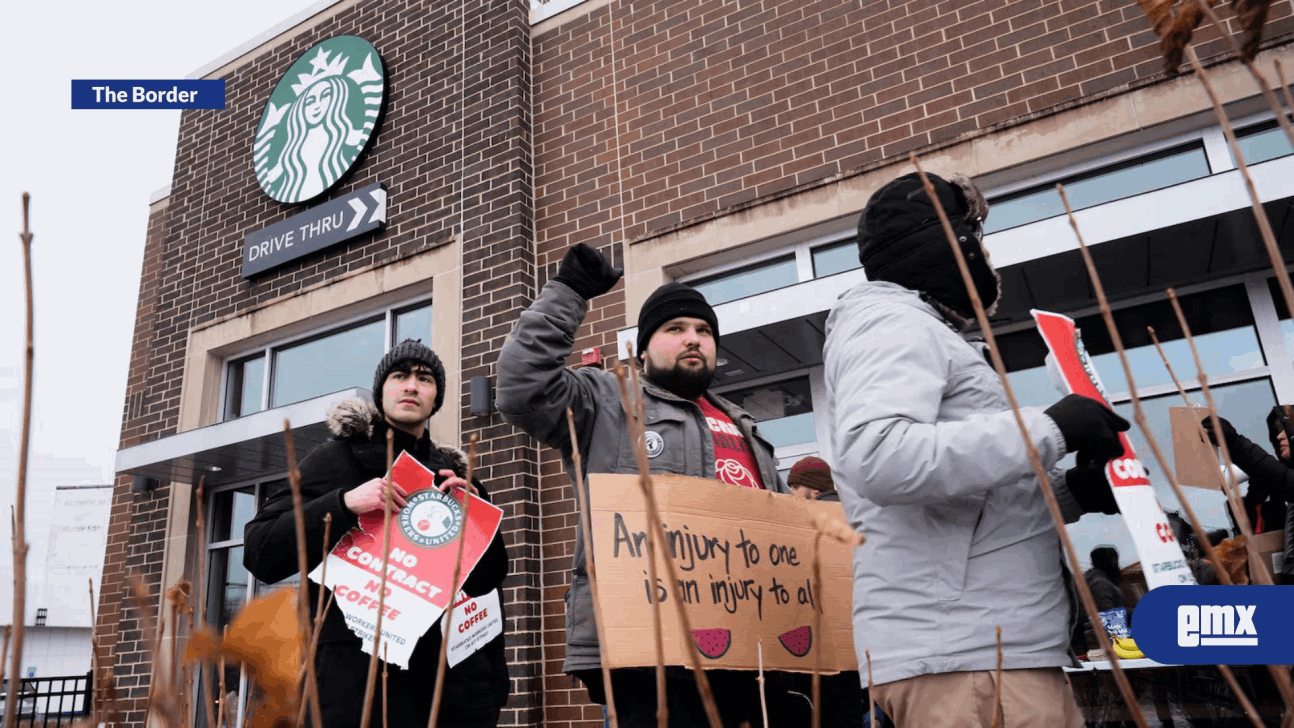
<box><xmin>71</xmin><ymin>80</ymin><xmax>225</xmax><ymax>109</ymax></box>
<box><xmin>1133</xmin><ymin>586</ymin><xmax>1294</xmax><ymax>664</ymax></box>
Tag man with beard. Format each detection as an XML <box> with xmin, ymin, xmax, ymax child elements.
<box><xmin>823</xmin><ymin>172</ymin><xmax>1132</xmax><ymax>727</ymax></box>
<box><xmin>497</xmin><ymin>243</ymin><xmax>793</xmax><ymax>726</ymax></box>
<box><xmin>1202</xmin><ymin>408</ymin><xmax>1294</xmax><ymax>583</ymax></box>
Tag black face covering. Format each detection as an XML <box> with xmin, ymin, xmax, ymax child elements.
<box><xmin>857</xmin><ymin>173</ymin><xmax>1000</xmax><ymax>325</ymax></box>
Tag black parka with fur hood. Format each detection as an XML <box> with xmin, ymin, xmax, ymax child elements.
<box><xmin>244</xmin><ymin>398</ymin><xmax>510</xmax><ymax>727</ymax></box>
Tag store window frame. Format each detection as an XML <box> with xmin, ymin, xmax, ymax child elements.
<box><xmin>713</xmin><ymin>366</ymin><xmax>829</xmax><ymax>470</ymax></box>
<box><xmin>676</xmin><ymin>229</ymin><xmax>857</xmax><ymax>306</ymax></box>
<box><xmin>670</xmin><ymin>109</ymin><xmax>1291</xmax><ymax>309</ymax></box>
<box><xmin>198</xmin><ymin>477</ymin><xmax>269</xmax><ymax>728</ymax></box>
<box><xmin>219</xmin><ymin>297</ymin><xmax>432</xmax><ymax>421</ymax></box>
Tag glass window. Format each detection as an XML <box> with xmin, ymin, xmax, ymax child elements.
<box><xmin>394</xmin><ymin>303</ymin><xmax>432</xmax><ymax>344</ymax></box>
<box><xmin>270</xmin><ymin>318</ymin><xmax>385</xmax><ymax>408</ymax></box>
<box><xmin>1236</xmin><ymin>121</ymin><xmax>1293</xmax><ymax>166</ymax></box>
<box><xmin>1001</xmin><ymin>285</ymin><xmax>1262</xmax><ymax>397</ymax></box>
<box><xmin>811</xmin><ymin>240</ymin><xmax>861</xmax><ymax>278</ymax></box>
<box><xmin>1088</xmin><ymin>380</ymin><xmax>1278</xmax><ymax>564</ymax></box>
<box><xmin>223</xmin><ymin>356</ymin><xmax>265</xmax><ymax>419</ymax></box>
<box><xmin>209</xmin><ymin>487</ymin><xmax>256</xmax><ymax>544</ymax></box>
<box><xmin>984</xmin><ymin>144</ymin><xmax>1211</xmax><ymax>234</ymax></box>
<box><xmin>721</xmin><ymin>376</ymin><xmax>814</xmax><ymax>448</ymax></box>
<box><xmin>690</xmin><ymin>256</ymin><xmax>798</xmax><ymax>306</ymax></box>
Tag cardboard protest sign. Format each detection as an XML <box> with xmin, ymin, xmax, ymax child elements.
<box><xmin>309</xmin><ymin>451</ymin><xmax>504</xmax><ymax>668</ymax></box>
<box><xmin>588</xmin><ymin>473</ymin><xmax>858</xmax><ymax>673</ymax></box>
<box><xmin>1170</xmin><ymin>405</ymin><xmax>1224</xmax><ymax>491</ymax></box>
<box><xmin>1032</xmin><ymin>310</ymin><xmax>1196</xmax><ymax>588</ymax></box>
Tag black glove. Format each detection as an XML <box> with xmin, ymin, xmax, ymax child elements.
<box><xmin>1066</xmin><ymin>461</ymin><xmax>1119</xmax><ymax>515</ymax></box>
<box><xmin>553</xmin><ymin>243</ymin><xmax>623</xmax><ymax>300</ymax></box>
<box><xmin>1199</xmin><ymin>415</ymin><xmax>1238</xmax><ymax>447</ymax></box>
<box><xmin>1044</xmin><ymin>394</ymin><xmax>1130</xmax><ymax>462</ymax></box>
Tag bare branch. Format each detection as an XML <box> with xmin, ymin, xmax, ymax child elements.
<box><xmin>428</xmin><ymin>434</ymin><xmax>480</xmax><ymax>728</ymax></box>
<box><xmin>360</xmin><ymin>429</ymin><xmax>397</xmax><ymax>728</ymax></box>
<box><xmin>4</xmin><ymin>193</ymin><xmax>34</xmax><ymax>728</ymax></box>
<box><xmin>567</xmin><ymin>408</ymin><xmax>619</xmax><ymax>727</ymax></box>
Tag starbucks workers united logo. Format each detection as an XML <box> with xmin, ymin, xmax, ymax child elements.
<box><xmin>254</xmin><ymin>36</ymin><xmax>385</xmax><ymax>204</ymax></box>
<box><xmin>399</xmin><ymin>490</ymin><xmax>464</xmax><ymax>549</ymax></box>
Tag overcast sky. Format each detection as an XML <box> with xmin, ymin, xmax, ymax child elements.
<box><xmin>1</xmin><ymin>0</ymin><xmax>327</xmax><ymax>482</ymax></box>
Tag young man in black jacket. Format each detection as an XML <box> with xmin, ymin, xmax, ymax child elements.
<box><xmin>244</xmin><ymin>339</ymin><xmax>510</xmax><ymax>727</ymax></box>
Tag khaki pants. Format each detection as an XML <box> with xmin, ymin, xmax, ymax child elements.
<box><xmin>873</xmin><ymin>668</ymin><xmax>1085</xmax><ymax>727</ymax></box>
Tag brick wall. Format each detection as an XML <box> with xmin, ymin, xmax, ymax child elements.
<box><xmin>531</xmin><ymin>1</ymin><xmax>1294</xmax><ymax>726</ymax></box>
<box><xmin>101</xmin><ymin>0</ymin><xmax>537</xmax><ymax>724</ymax></box>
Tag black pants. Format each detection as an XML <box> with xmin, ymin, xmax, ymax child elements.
<box><xmin>574</xmin><ymin>667</ymin><xmax>806</xmax><ymax>728</ymax></box>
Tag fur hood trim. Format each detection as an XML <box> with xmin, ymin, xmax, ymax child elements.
<box><xmin>324</xmin><ymin>398</ymin><xmax>469</xmax><ymax>472</ymax></box>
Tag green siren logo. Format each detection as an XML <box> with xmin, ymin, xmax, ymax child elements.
<box><xmin>399</xmin><ymin>490</ymin><xmax>463</xmax><ymax>549</ymax></box>
<box><xmin>254</xmin><ymin>36</ymin><xmax>385</xmax><ymax>204</ymax></box>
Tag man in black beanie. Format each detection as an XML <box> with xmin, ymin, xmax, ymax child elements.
<box><xmin>244</xmin><ymin>339</ymin><xmax>511</xmax><ymax>727</ymax></box>
<box><xmin>497</xmin><ymin>244</ymin><xmax>795</xmax><ymax>726</ymax></box>
<box><xmin>823</xmin><ymin>171</ymin><xmax>1131</xmax><ymax>727</ymax></box>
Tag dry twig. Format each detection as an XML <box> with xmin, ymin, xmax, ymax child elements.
<box><xmin>1139</xmin><ymin>0</ymin><xmax>1216</xmax><ymax>74</ymax></box>
<box><xmin>865</xmin><ymin>648</ymin><xmax>875</xmax><ymax>728</ymax></box>
<box><xmin>990</xmin><ymin>626</ymin><xmax>1003</xmax><ymax>728</ymax></box>
<box><xmin>757</xmin><ymin>641</ymin><xmax>769</xmax><ymax>728</ymax></box>
<box><xmin>1276</xmin><ymin>59</ymin><xmax>1294</xmax><ymax>118</ymax></box>
<box><xmin>283</xmin><ymin>422</ymin><xmax>322</xmax><ymax>728</ymax></box>
<box><xmin>1194</xmin><ymin>0</ymin><xmax>1294</xmax><ymax>147</ymax></box>
<box><xmin>608</xmin><ymin>359</ymin><xmax>670</xmax><ymax>728</ymax></box>
<box><xmin>360</xmin><ymin>429</ymin><xmax>397</xmax><ymax>728</ymax></box>
<box><xmin>1186</xmin><ymin>45</ymin><xmax>1294</xmax><ymax>360</ymax></box>
<box><xmin>428</xmin><ymin>434</ymin><xmax>480</xmax><ymax>727</ymax></box>
<box><xmin>617</xmin><ymin>353</ymin><xmax>725</xmax><ymax>728</ymax></box>
<box><xmin>908</xmin><ymin>154</ymin><xmax>1148</xmax><ymax>728</ymax></box>
<box><xmin>4</xmin><ymin>194</ymin><xmax>34</xmax><ymax>728</ymax></box>
<box><xmin>566</xmin><ymin>408</ymin><xmax>619</xmax><ymax>727</ymax></box>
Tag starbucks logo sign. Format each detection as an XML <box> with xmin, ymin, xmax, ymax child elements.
<box><xmin>399</xmin><ymin>490</ymin><xmax>463</xmax><ymax>549</ymax></box>
<box><xmin>254</xmin><ymin>36</ymin><xmax>386</xmax><ymax>204</ymax></box>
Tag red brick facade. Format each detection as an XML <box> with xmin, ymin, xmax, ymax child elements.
<box><xmin>104</xmin><ymin>0</ymin><xmax>1294</xmax><ymax>726</ymax></box>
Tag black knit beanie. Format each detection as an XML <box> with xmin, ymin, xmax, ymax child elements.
<box><xmin>856</xmin><ymin>172</ymin><xmax>999</xmax><ymax>323</ymax></box>
<box><xmin>372</xmin><ymin>339</ymin><xmax>446</xmax><ymax>417</ymax></box>
<box><xmin>636</xmin><ymin>282</ymin><xmax>719</xmax><ymax>359</ymax></box>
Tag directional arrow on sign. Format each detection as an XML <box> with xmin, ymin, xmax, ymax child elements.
<box><xmin>348</xmin><ymin>188</ymin><xmax>388</xmax><ymax>231</ymax></box>
<box><xmin>243</xmin><ymin>182</ymin><xmax>390</xmax><ymax>278</ymax></box>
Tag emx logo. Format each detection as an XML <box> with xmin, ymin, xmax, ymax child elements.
<box><xmin>1177</xmin><ymin>605</ymin><xmax>1257</xmax><ymax>647</ymax></box>
<box><xmin>1136</xmin><ymin>587</ymin><xmax>1294</xmax><ymax>664</ymax></box>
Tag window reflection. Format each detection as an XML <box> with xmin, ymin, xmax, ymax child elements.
<box><xmin>999</xmin><ymin>285</ymin><xmax>1261</xmax><ymax>393</ymax></box>
<box><xmin>985</xmin><ymin>144</ymin><xmax>1210</xmax><ymax>234</ymax></box>
<box><xmin>1236</xmin><ymin>121</ymin><xmax>1293</xmax><ymax>166</ymax></box>
<box><xmin>270</xmin><ymin>318</ymin><xmax>385</xmax><ymax>408</ymax></box>
<box><xmin>394</xmin><ymin>303</ymin><xmax>432</xmax><ymax>344</ymax></box>
<box><xmin>1085</xmin><ymin>381</ymin><xmax>1278</xmax><ymax>566</ymax></box>
<box><xmin>224</xmin><ymin>356</ymin><xmax>265</xmax><ymax>419</ymax></box>
<box><xmin>209</xmin><ymin>487</ymin><xmax>255</xmax><ymax>544</ymax></box>
<box><xmin>811</xmin><ymin>240</ymin><xmax>861</xmax><ymax>278</ymax></box>
<box><xmin>721</xmin><ymin>377</ymin><xmax>815</xmax><ymax>447</ymax></box>
<box><xmin>691</xmin><ymin>256</ymin><xmax>798</xmax><ymax>306</ymax></box>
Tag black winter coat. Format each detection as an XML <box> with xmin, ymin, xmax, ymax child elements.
<box><xmin>244</xmin><ymin>399</ymin><xmax>510</xmax><ymax>727</ymax></box>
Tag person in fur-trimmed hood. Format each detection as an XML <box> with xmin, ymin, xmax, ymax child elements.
<box><xmin>244</xmin><ymin>340</ymin><xmax>510</xmax><ymax>728</ymax></box>
<box><xmin>823</xmin><ymin>172</ymin><xmax>1132</xmax><ymax>727</ymax></box>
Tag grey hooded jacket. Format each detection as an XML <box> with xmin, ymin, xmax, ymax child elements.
<box><xmin>497</xmin><ymin>279</ymin><xmax>790</xmax><ymax>672</ymax></box>
<box><xmin>823</xmin><ymin>281</ymin><xmax>1085</xmax><ymax>687</ymax></box>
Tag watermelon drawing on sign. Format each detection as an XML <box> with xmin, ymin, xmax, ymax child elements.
<box><xmin>778</xmin><ymin>626</ymin><xmax>812</xmax><ymax>657</ymax></box>
<box><xmin>691</xmin><ymin>628</ymin><xmax>731</xmax><ymax>659</ymax></box>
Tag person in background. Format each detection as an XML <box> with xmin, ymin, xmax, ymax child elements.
<box><xmin>788</xmin><ymin>455</ymin><xmax>839</xmax><ymax>501</ymax></box>
<box><xmin>1202</xmin><ymin>406</ymin><xmax>1294</xmax><ymax>583</ymax></box>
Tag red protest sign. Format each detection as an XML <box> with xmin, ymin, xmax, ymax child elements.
<box><xmin>310</xmin><ymin>451</ymin><xmax>503</xmax><ymax>666</ymax></box>
<box><xmin>1032</xmin><ymin>309</ymin><xmax>1149</xmax><ymax>487</ymax></box>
